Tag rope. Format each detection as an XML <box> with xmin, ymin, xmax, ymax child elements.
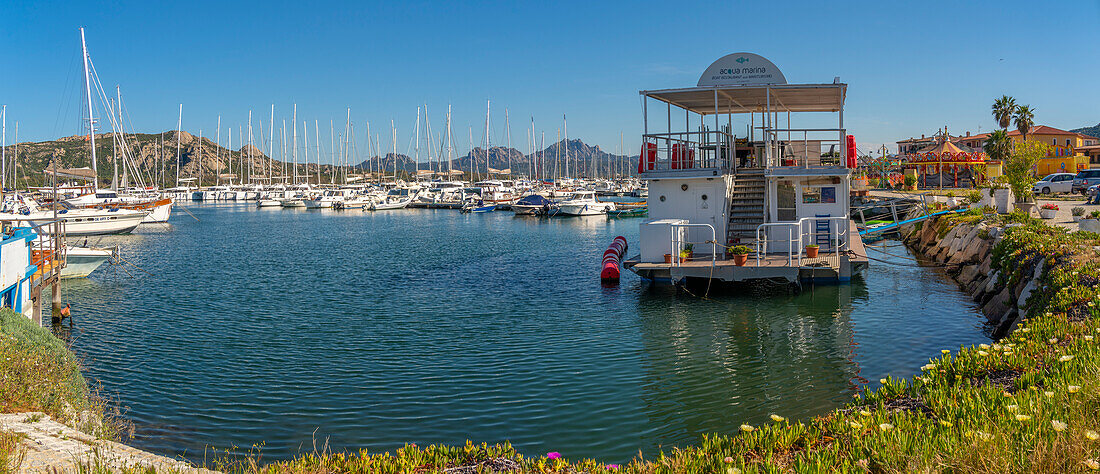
<box><xmin>117</xmin><ymin>256</ymin><xmax>156</xmax><ymax>277</ymax></box>
<box><xmin>176</xmin><ymin>203</ymin><xmax>200</xmax><ymax>221</ymax></box>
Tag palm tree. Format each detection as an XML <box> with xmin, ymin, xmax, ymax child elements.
<box><xmin>1015</xmin><ymin>105</ymin><xmax>1035</xmax><ymax>141</ymax></box>
<box><xmin>983</xmin><ymin>129</ymin><xmax>1013</xmax><ymax>162</ymax></box>
<box><xmin>992</xmin><ymin>96</ymin><xmax>1017</xmax><ymax>130</ymax></box>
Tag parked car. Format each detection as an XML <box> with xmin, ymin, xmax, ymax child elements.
<box><xmin>1072</xmin><ymin>169</ymin><xmax>1100</xmax><ymax>195</ymax></box>
<box><xmin>1033</xmin><ymin>172</ymin><xmax>1076</xmax><ymax>194</ymax></box>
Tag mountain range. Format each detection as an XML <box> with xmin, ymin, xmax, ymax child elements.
<box><xmin>0</xmin><ymin>131</ymin><xmax>639</xmax><ymax>187</ymax></box>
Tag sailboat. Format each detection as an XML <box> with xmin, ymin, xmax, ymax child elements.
<box><xmin>61</xmin><ymin>30</ymin><xmax>173</xmax><ymax>224</ymax></box>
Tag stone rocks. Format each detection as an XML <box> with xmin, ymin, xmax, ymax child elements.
<box><xmin>902</xmin><ymin>216</ymin><xmax>1036</xmax><ymax>337</ymax></box>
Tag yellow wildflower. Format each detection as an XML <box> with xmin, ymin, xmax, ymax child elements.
<box><xmin>740</xmin><ymin>424</ymin><xmax>753</xmax><ymax>432</ymax></box>
<box><xmin>859</xmin><ymin>410</ymin><xmax>872</xmax><ymax>417</ymax></box>
<box><xmin>939</xmin><ymin>420</ymin><xmax>953</xmax><ymax>427</ymax></box>
<box><xmin>1069</xmin><ymin>385</ymin><xmax>1082</xmax><ymax>393</ymax></box>
<box><xmin>879</xmin><ymin>423</ymin><xmax>893</xmax><ymax>431</ymax></box>
<box><xmin>849</xmin><ymin>421</ymin><xmax>863</xmax><ymax>430</ymax></box>
<box><xmin>1086</xmin><ymin>335</ymin><xmax>1094</xmax><ymax>341</ymax></box>
<box><xmin>1085</xmin><ymin>459</ymin><xmax>1099</xmax><ymax>471</ymax></box>
<box><xmin>1006</xmin><ymin>405</ymin><xmax>1018</xmax><ymax>412</ymax></box>
<box><xmin>770</xmin><ymin>414</ymin><xmax>785</xmax><ymax>422</ymax></box>
<box><xmin>979</xmin><ymin>343</ymin><xmax>990</xmax><ymax>349</ymax></box>
<box><xmin>1044</xmin><ymin>391</ymin><xmax>1055</xmax><ymax>398</ymax></box>
<box><xmin>978</xmin><ymin>351</ymin><xmax>989</xmax><ymax>356</ymax></box>
<box><xmin>1060</xmin><ymin>355</ymin><xmax>1075</xmax><ymax>362</ymax></box>
<box><xmin>1053</xmin><ymin>420</ymin><xmax>1068</xmax><ymax>432</ymax></box>
<box><xmin>1015</xmin><ymin>414</ymin><xmax>1031</xmax><ymax>422</ymax></box>
<box><xmin>879</xmin><ymin>378</ymin><xmax>887</xmax><ymax>384</ymax></box>
<box><xmin>727</xmin><ymin>468</ymin><xmax>742</xmax><ymax>474</ymax></box>
<box><xmin>1086</xmin><ymin>430</ymin><xmax>1099</xmax><ymax>440</ymax></box>
<box><xmin>941</xmin><ymin>349</ymin><xmax>951</xmax><ymax>354</ymax></box>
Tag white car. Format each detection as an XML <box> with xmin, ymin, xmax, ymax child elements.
<box><xmin>1033</xmin><ymin>172</ymin><xmax>1076</xmax><ymax>195</ymax></box>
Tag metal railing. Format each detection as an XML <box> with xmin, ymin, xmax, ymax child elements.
<box><xmin>760</xmin><ymin>128</ymin><xmax>846</xmax><ymax>169</ymax></box>
<box><xmin>669</xmin><ymin>223</ymin><xmax>717</xmax><ymax>270</ymax></box>
<box><xmin>754</xmin><ymin>216</ymin><xmax>851</xmax><ymax>267</ymax></box>
<box><xmin>641</xmin><ymin>130</ymin><xmax>734</xmax><ymax>172</ymax></box>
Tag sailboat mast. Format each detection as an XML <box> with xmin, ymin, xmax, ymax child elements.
<box><xmin>504</xmin><ymin>108</ymin><xmax>510</xmax><ymax>176</ymax></box>
<box><xmin>415</xmin><ymin>106</ymin><xmax>420</xmax><ymax>179</ymax></box>
<box><xmin>314</xmin><ymin>119</ymin><xmax>320</xmax><ymax>186</ymax></box>
<box><xmin>390</xmin><ymin>120</ymin><xmax>396</xmax><ymax>179</ymax></box>
<box><xmin>174</xmin><ymin>105</ymin><xmax>182</xmax><ymax>188</ymax></box>
<box><xmin>80</xmin><ymin>28</ymin><xmax>99</xmax><ymax>191</ymax></box>
<box><xmin>563</xmin><ymin>114</ymin><xmax>568</xmax><ymax>179</ymax></box>
<box><xmin>215</xmin><ymin>116</ymin><xmax>221</xmax><ymax>186</ymax></box>
<box><xmin>484</xmin><ymin>100</ymin><xmax>490</xmax><ymax>181</ymax></box>
<box><xmin>446</xmin><ymin>105</ymin><xmax>453</xmax><ymax>174</ymax></box>
<box><xmin>269</xmin><ymin>105</ymin><xmax>275</xmax><ymax>184</ymax></box>
<box><xmin>292</xmin><ymin>105</ymin><xmax>298</xmax><ymax>184</ymax></box>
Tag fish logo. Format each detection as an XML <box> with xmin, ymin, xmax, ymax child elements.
<box><xmin>736</xmin><ymin>57</ymin><xmax>748</xmax><ymax>64</ymax></box>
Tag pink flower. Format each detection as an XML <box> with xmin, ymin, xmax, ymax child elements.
<box><xmin>547</xmin><ymin>452</ymin><xmax>561</xmax><ymax>460</ymax></box>
<box><xmin>606</xmin><ymin>464</ymin><xmax>619</xmax><ymax>469</ymax></box>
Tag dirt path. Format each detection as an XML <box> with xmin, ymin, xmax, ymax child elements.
<box><xmin>1</xmin><ymin>412</ymin><xmax>216</xmax><ymax>473</ymax></box>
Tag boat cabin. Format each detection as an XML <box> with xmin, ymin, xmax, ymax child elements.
<box><xmin>627</xmin><ymin>52</ymin><xmax>866</xmax><ymax>286</ymax></box>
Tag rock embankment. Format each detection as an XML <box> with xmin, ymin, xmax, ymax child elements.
<box><xmin>901</xmin><ymin>215</ymin><xmax>1036</xmax><ymax>338</ymax></box>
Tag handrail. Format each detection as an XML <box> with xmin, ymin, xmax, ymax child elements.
<box><xmin>669</xmin><ymin>223</ymin><xmax>717</xmax><ymax>271</ymax></box>
<box><xmin>755</xmin><ymin>216</ymin><xmax>851</xmax><ymax>267</ymax></box>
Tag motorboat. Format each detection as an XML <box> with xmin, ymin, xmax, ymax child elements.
<box><xmin>512</xmin><ymin>194</ymin><xmax>554</xmax><ymax>216</ymax></box>
<box><xmin>557</xmin><ymin>190</ymin><xmax>615</xmax><ymax>216</ymax></box>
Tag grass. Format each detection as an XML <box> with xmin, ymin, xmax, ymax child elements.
<box><xmin>10</xmin><ymin>217</ymin><xmax>1100</xmax><ymax>472</ymax></box>
<box><xmin>0</xmin><ymin>308</ymin><xmax>125</xmax><ymax>454</ymax></box>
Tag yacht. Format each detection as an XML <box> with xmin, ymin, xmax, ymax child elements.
<box><xmin>558</xmin><ymin>191</ymin><xmax>615</xmax><ymax>216</ymax></box>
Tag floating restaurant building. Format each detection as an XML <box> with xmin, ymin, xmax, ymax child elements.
<box><xmin>623</xmin><ymin>53</ymin><xmax>867</xmax><ymax>287</ymax></box>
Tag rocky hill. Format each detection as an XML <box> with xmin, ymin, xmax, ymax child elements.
<box><xmin>1072</xmin><ymin>124</ymin><xmax>1100</xmax><ymax>139</ymax></box>
<box><xmin>1</xmin><ymin>132</ymin><xmax>638</xmax><ymax>187</ymax></box>
<box><xmin>357</xmin><ymin>139</ymin><xmax>637</xmax><ymax>178</ymax></box>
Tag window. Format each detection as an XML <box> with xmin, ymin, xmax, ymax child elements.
<box><xmin>1067</xmin><ymin>139</ymin><xmax>1072</xmax><ymax>146</ymax></box>
<box><xmin>1052</xmin><ymin>138</ymin><xmax>1057</xmax><ymax>146</ymax></box>
<box><xmin>777</xmin><ymin>181</ymin><xmax>796</xmax><ymax>221</ymax></box>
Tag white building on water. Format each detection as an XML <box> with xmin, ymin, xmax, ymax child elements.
<box><xmin>624</xmin><ymin>52</ymin><xmax>868</xmax><ymax>287</ymax></box>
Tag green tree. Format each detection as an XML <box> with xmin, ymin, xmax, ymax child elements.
<box><xmin>1014</xmin><ymin>105</ymin><xmax>1035</xmax><ymax>141</ymax></box>
<box><xmin>992</xmin><ymin>95</ymin><xmax>1017</xmax><ymax>130</ymax></box>
<box><xmin>1003</xmin><ymin>141</ymin><xmax>1048</xmax><ymax>203</ymax></box>
<box><xmin>983</xmin><ymin>129</ymin><xmax>1013</xmax><ymax>162</ymax></box>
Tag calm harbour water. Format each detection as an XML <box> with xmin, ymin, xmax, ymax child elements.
<box><xmin>61</xmin><ymin>203</ymin><xmax>989</xmax><ymax>463</ymax></box>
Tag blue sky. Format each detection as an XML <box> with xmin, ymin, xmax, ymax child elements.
<box><xmin>2</xmin><ymin>0</ymin><xmax>1099</xmax><ymax>158</ymax></box>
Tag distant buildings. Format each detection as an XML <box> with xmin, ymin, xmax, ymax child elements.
<box><xmin>897</xmin><ymin>125</ymin><xmax>1100</xmax><ymax>174</ymax></box>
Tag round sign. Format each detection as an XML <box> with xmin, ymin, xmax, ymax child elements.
<box><xmin>697</xmin><ymin>53</ymin><xmax>787</xmax><ymax>87</ymax></box>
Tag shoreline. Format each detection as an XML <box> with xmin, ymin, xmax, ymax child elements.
<box><xmin>5</xmin><ymin>208</ymin><xmax>1100</xmax><ymax>471</ymax></box>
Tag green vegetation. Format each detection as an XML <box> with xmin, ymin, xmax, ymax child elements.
<box><xmin>1015</xmin><ymin>105</ymin><xmax>1036</xmax><ymax>141</ymax></box>
<box><xmin>0</xmin><ymin>308</ymin><xmax>122</xmax><ymax>444</ymax></box>
<box><xmin>1003</xmin><ymin>141</ymin><xmax>1048</xmax><ymax>204</ymax></box>
<box><xmin>993</xmin><ymin>96</ymin><xmax>1017</xmax><ymax>130</ymax></box>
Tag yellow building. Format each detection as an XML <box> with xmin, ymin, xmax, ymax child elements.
<box><xmin>958</xmin><ymin>125</ymin><xmax>1100</xmax><ymax>174</ymax></box>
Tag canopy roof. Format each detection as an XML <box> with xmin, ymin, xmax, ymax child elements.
<box><xmin>641</xmin><ymin>83</ymin><xmax>846</xmax><ymax>115</ymax></box>
<box><xmin>922</xmin><ymin>140</ymin><xmax>968</xmax><ymax>155</ymax></box>
<box><xmin>42</xmin><ymin>167</ymin><xmax>95</xmax><ymax>181</ymax></box>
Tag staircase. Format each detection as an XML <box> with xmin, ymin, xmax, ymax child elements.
<box><xmin>726</xmin><ymin>169</ymin><xmax>766</xmax><ymax>245</ymax></box>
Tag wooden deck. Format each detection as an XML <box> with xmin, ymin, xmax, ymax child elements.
<box><xmin>624</xmin><ymin>222</ymin><xmax>869</xmax><ymax>284</ymax></box>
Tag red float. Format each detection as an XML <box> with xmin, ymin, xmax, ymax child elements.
<box><xmin>601</xmin><ymin>236</ymin><xmax>629</xmax><ymax>283</ymax></box>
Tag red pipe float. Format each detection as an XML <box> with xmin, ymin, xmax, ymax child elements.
<box><xmin>601</xmin><ymin>236</ymin><xmax>628</xmax><ymax>284</ymax></box>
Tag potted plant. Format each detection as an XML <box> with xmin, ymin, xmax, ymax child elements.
<box><xmin>903</xmin><ymin>174</ymin><xmax>917</xmax><ymax>191</ymax></box>
<box><xmin>663</xmin><ymin>253</ymin><xmax>672</xmax><ymax>264</ymax></box>
<box><xmin>1039</xmin><ymin>203</ymin><xmax>1058</xmax><ymax>219</ymax></box>
<box><xmin>1082</xmin><ymin>211</ymin><xmax>1100</xmax><ymax>233</ymax></box>
<box><xmin>1072</xmin><ymin>207</ymin><xmax>1085</xmax><ymax>223</ymax></box>
<box><xmin>805</xmin><ymin>243</ymin><xmax>820</xmax><ymax>258</ymax></box>
<box><xmin>728</xmin><ymin>245</ymin><xmax>752</xmax><ymax>266</ymax></box>
<box><xmin>682</xmin><ymin>243</ymin><xmax>694</xmax><ymax>260</ymax></box>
